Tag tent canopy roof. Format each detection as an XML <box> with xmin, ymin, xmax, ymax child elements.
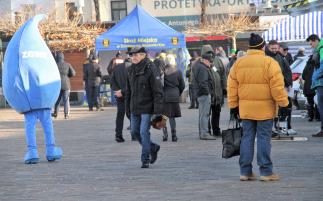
<box><xmin>96</xmin><ymin>5</ymin><xmax>186</xmax><ymax>51</ymax></box>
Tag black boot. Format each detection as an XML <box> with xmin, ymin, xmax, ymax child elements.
<box><xmin>162</xmin><ymin>127</ymin><xmax>168</xmax><ymax>141</ymax></box>
<box><xmin>171</xmin><ymin>130</ymin><xmax>177</xmax><ymax>142</ymax></box>
<box><xmin>307</xmin><ymin>104</ymin><xmax>314</xmax><ymax>121</ymax></box>
<box><xmin>115</xmin><ymin>135</ymin><xmax>125</xmax><ymax>143</ymax></box>
<box><xmin>141</xmin><ymin>162</ymin><xmax>149</xmax><ymax>168</ymax></box>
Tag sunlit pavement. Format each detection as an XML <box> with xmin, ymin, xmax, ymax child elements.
<box><xmin>0</xmin><ymin>103</ymin><xmax>322</xmax><ymax>201</ymax></box>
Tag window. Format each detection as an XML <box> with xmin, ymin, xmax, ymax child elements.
<box><xmin>111</xmin><ymin>1</ymin><xmax>127</xmax><ymax>21</ymax></box>
<box><xmin>66</xmin><ymin>2</ymin><xmax>78</xmax><ymax>21</ymax></box>
<box><xmin>20</xmin><ymin>4</ymin><xmax>36</xmax><ymax>21</ymax></box>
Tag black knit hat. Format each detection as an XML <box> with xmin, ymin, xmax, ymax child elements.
<box><xmin>249</xmin><ymin>33</ymin><xmax>265</xmax><ymax>49</ymax></box>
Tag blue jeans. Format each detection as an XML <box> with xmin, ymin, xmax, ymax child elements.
<box><xmin>316</xmin><ymin>87</ymin><xmax>323</xmax><ymax>129</ymax></box>
<box><xmin>110</xmin><ymin>89</ymin><xmax>117</xmax><ymax>106</ymax></box>
<box><xmin>54</xmin><ymin>90</ymin><xmax>70</xmax><ymax>115</ymax></box>
<box><xmin>240</xmin><ymin>119</ymin><xmax>273</xmax><ymax>176</ymax></box>
<box><xmin>131</xmin><ymin>113</ymin><xmax>158</xmax><ymax>163</ymax></box>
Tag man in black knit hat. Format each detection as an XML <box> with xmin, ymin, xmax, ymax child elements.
<box><xmin>227</xmin><ymin>33</ymin><xmax>289</xmax><ymax>181</ymax></box>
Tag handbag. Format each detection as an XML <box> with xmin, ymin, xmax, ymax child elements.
<box><xmin>222</xmin><ymin>117</ymin><xmax>242</xmax><ymax>159</ymax></box>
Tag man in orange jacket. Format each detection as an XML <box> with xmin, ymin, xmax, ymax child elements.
<box><xmin>227</xmin><ymin>33</ymin><xmax>289</xmax><ymax>181</ymax></box>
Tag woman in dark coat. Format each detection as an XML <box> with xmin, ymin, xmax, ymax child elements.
<box><xmin>162</xmin><ymin>54</ymin><xmax>185</xmax><ymax>142</ymax></box>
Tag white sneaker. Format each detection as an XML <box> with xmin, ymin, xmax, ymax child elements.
<box><xmin>287</xmin><ymin>129</ymin><xmax>297</xmax><ymax>135</ymax></box>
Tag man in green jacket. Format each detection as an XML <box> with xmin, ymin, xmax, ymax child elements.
<box><xmin>307</xmin><ymin>34</ymin><xmax>323</xmax><ymax>137</ymax></box>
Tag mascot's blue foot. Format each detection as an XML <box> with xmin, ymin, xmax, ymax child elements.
<box><xmin>46</xmin><ymin>147</ymin><xmax>63</xmax><ymax>162</ymax></box>
<box><xmin>24</xmin><ymin>149</ymin><xmax>39</xmax><ymax>164</ymax></box>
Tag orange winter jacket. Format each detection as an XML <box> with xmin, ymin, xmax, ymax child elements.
<box><xmin>227</xmin><ymin>49</ymin><xmax>289</xmax><ymax>120</ymax></box>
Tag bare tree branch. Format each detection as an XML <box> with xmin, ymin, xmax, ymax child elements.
<box><xmin>0</xmin><ymin>7</ymin><xmax>106</xmax><ymax>51</ymax></box>
<box><xmin>185</xmin><ymin>13</ymin><xmax>268</xmax><ymax>49</ymax></box>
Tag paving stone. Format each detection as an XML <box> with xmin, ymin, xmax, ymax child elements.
<box><xmin>0</xmin><ymin>104</ymin><xmax>322</xmax><ymax>201</ymax></box>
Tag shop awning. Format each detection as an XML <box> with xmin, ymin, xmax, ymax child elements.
<box><xmin>263</xmin><ymin>10</ymin><xmax>323</xmax><ymax>42</ymax></box>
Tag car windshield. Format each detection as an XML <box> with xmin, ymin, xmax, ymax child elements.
<box><xmin>290</xmin><ymin>56</ymin><xmax>309</xmax><ymax>73</ymax></box>
<box><xmin>291</xmin><ymin>58</ymin><xmax>304</xmax><ymax>70</ymax></box>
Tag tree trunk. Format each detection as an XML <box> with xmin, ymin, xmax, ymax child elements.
<box><xmin>93</xmin><ymin>0</ymin><xmax>100</xmax><ymax>22</ymax></box>
<box><xmin>231</xmin><ymin>35</ymin><xmax>237</xmax><ymax>51</ymax></box>
<box><xmin>200</xmin><ymin>0</ymin><xmax>206</xmax><ymax>27</ymax></box>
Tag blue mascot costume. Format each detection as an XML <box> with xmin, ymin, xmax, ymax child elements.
<box><xmin>2</xmin><ymin>15</ymin><xmax>62</xmax><ymax>164</ymax></box>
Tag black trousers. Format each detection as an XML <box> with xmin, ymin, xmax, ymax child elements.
<box><xmin>306</xmin><ymin>94</ymin><xmax>320</xmax><ymax>120</ymax></box>
<box><xmin>87</xmin><ymin>85</ymin><xmax>100</xmax><ymax>110</ymax></box>
<box><xmin>189</xmin><ymin>84</ymin><xmax>198</xmax><ymax>108</ymax></box>
<box><xmin>115</xmin><ymin>99</ymin><xmax>129</xmax><ymax>137</ymax></box>
<box><xmin>209</xmin><ymin>104</ymin><xmax>221</xmax><ymax>134</ymax></box>
<box><xmin>276</xmin><ymin>97</ymin><xmax>292</xmax><ymax>129</ymax></box>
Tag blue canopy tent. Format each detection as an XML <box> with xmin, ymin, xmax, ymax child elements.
<box><xmin>95</xmin><ymin>5</ymin><xmax>189</xmax><ymax>104</ymax></box>
<box><xmin>95</xmin><ymin>5</ymin><xmax>186</xmax><ymax>51</ymax></box>
<box><xmin>263</xmin><ymin>11</ymin><xmax>323</xmax><ymax>42</ymax></box>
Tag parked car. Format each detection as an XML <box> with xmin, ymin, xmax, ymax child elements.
<box><xmin>290</xmin><ymin>56</ymin><xmax>310</xmax><ymax>110</ymax></box>
<box><xmin>291</xmin><ymin>56</ymin><xmax>309</xmax><ymax>74</ymax></box>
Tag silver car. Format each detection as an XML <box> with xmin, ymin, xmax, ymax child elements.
<box><xmin>290</xmin><ymin>56</ymin><xmax>310</xmax><ymax>110</ymax></box>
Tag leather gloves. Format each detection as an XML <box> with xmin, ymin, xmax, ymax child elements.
<box><xmin>230</xmin><ymin>107</ymin><xmax>239</xmax><ymax>119</ymax></box>
<box><xmin>279</xmin><ymin>107</ymin><xmax>290</xmax><ymax>118</ymax></box>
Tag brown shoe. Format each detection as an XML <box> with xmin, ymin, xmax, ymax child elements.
<box><xmin>312</xmin><ymin>131</ymin><xmax>323</xmax><ymax>137</ymax></box>
<box><xmin>260</xmin><ymin>173</ymin><xmax>280</xmax><ymax>181</ymax></box>
<box><xmin>240</xmin><ymin>173</ymin><xmax>257</xmax><ymax>181</ymax></box>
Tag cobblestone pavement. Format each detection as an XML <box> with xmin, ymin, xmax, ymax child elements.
<box><xmin>0</xmin><ymin>104</ymin><xmax>322</xmax><ymax>201</ymax></box>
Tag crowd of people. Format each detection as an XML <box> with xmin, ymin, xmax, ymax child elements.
<box><xmin>50</xmin><ymin>33</ymin><xmax>323</xmax><ymax>179</ymax></box>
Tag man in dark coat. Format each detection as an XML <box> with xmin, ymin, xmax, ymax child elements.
<box><xmin>84</xmin><ymin>54</ymin><xmax>102</xmax><ymax>111</ymax></box>
<box><xmin>209</xmin><ymin>48</ymin><xmax>226</xmax><ymax>136</ymax></box>
<box><xmin>110</xmin><ymin>56</ymin><xmax>132</xmax><ymax>143</ymax></box>
<box><xmin>186</xmin><ymin>55</ymin><xmax>199</xmax><ymax>109</ymax></box>
<box><xmin>192</xmin><ymin>45</ymin><xmax>217</xmax><ymax>140</ymax></box>
<box><xmin>107</xmin><ymin>51</ymin><xmax>124</xmax><ymax>106</ymax></box>
<box><xmin>302</xmin><ymin>55</ymin><xmax>320</xmax><ymax>121</ymax></box>
<box><xmin>83</xmin><ymin>54</ymin><xmax>92</xmax><ymax>108</ymax></box>
<box><xmin>52</xmin><ymin>52</ymin><xmax>76</xmax><ymax>119</ymax></box>
<box><xmin>125</xmin><ymin>47</ymin><xmax>163</xmax><ymax>168</ymax></box>
<box><xmin>266</xmin><ymin>40</ymin><xmax>295</xmax><ymax>135</ymax></box>
<box><xmin>279</xmin><ymin>43</ymin><xmax>294</xmax><ymax>65</ymax></box>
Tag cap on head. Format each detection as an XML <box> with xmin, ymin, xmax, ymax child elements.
<box><xmin>201</xmin><ymin>44</ymin><xmax>215</xmax><ymax>56</ymax></box>
<box><xmin>129</xmin><ymin>46</ymin><xmax>146</xmax><ymax>55</ymax></box>
<box><xmin>249</xmin><ymin>33</ymin><xmax>265</xmax><ymax>49</ymax></box>
<box><xmin>279</xmin><ymin>42</ymin><xmax>288</xmax><ymax>50</ymax></box>
<box><xmin>201</xmin><ymin>45</ymin><xmax>215</xmax><ymax>63</ymax></box>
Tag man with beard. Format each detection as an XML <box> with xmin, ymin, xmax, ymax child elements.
<box><xmin>125</xmin><ymin>47</ymin><xmax>163</xmax><ymax>168</ymax></box>
<box><xmin>265</xmin><ymin>40</ymin><xmax>295</xmax><ymax>136</ymax></box>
